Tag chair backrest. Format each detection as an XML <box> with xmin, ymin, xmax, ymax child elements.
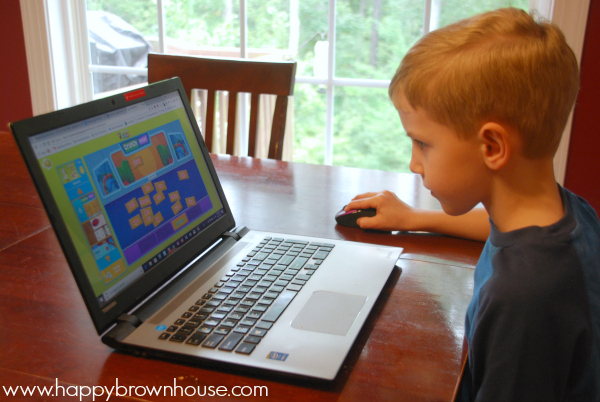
<box><xmin>147</xmin><ymin>53</ymin><xmax>297</xmax><ymax>160</ymax></box>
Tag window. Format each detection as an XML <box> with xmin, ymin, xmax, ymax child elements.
<box><xmin>20</xmin><ymin>0</ymin><xmax>590</xmax><ymax>181</ymax></box>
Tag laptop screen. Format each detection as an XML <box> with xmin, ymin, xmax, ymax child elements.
<box><xmin>25</xmin><ymin>85</ymin><xmax>227</xmax><ymax>314</ymax></box>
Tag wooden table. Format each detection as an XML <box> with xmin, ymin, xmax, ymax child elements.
<box><xmin>0</xmin><ymin>131</ymin><xmax>483</xmax><ymax>401</ymax></box>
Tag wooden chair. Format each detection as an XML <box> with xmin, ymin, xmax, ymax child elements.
<box><xmin>147</xmin><ymin>53</ymin><xmax>297</xmax><ymax>160</ymax></box>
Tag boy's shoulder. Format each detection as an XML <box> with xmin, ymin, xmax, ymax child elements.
<box><xmin>477</xmin><ymin>186</ymin><xmax>600</xmax><ymax>309</ymax></box>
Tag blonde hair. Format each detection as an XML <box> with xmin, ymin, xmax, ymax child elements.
<box><xmin>389</xmin><ymin>7</ymin><xmax>579</xmax><ymax>158</ymax></box>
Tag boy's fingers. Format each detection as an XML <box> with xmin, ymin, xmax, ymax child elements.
<box><xmin>351</xmin><ymin>192</ymin><xmax>378</xmax><ymax>201</ymax></box>
<box><xmin>346</xmin><ymin>198</ymin><xmax>376</xmax><ymax>212</ymax></box>
<box><xmin>357</xmin><ymin>216</ymin><xmax>379</xmax><ymax>229</ymax></box>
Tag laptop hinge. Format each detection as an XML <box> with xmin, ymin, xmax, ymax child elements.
<box><xmin>117</xmin><ymin>313</ymin><xmax>142</xmax><ymax>328</ymax></box>
<box><xmin>222</xmin><ymin>226</ymin><xmax>248</xmax><ymax>241</ymax></box>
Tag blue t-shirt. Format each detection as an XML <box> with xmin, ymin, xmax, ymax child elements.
<box><xmin>460</xmin><ymin>186</ymin><xmax>600</xmax><ymax>401</ymax></box>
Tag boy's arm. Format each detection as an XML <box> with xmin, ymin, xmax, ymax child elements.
<box><xmin>345</xmin><ymin>190</ymin><xmax>490</xmax><ymax>242</ymax></box>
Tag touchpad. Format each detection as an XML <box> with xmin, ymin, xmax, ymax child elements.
<box><xmin>291</xmin><ymin>291</ymin><xmax>367</xmax><ymax>336</ymax></box>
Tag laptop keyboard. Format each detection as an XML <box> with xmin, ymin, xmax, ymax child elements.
<box><xmin>158</xmin><ymin>237</ymin><xmax>334</xmax><ymax>354</ymax></box>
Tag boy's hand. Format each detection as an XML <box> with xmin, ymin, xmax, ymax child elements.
<box><xmin>345</xmin><ymin>190</ymin><xmax>490</xmax><ymax>241</ymax></box>
<box><xmin>345</xmin><ymin>190</ymin><xmax>417</xmax><ymax>231</ymax></box>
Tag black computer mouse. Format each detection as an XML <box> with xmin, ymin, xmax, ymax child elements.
<box><xmin>335</xmin><ymin>206</ymin><xmax>377</xmax><ymax>228</ymax></box>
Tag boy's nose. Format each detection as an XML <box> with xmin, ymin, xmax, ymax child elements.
<box><xmin>409</xmin><ymin>155</ymin><xmax>423</xmax><ymax>177</ymax></box>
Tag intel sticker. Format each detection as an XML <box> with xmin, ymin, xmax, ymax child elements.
<box><xmin>156</xmin><ymin>325</ymin><xmax>167</xmax><ymax>331</ymax></box>
<box><xmin>267</xmin><ymin>352</ymin><xmax>289</xmax><ymax>361</ymax></box>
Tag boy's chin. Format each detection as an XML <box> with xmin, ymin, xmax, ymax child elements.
<box><xmin>439</xmin><ymin>202</ymin><xmax>474</xmax><ymax>217</ymax></box>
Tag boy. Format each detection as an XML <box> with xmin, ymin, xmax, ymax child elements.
<box><xmin>345</xmin><ymin>8</ymin><xmax>600</xmax><ymax>401</ymax></box>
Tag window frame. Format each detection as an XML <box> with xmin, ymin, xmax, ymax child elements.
<box><xmin>20</xmin><ymin>0</ymin><xmax>590</xmax><ymax>183</ymax></box>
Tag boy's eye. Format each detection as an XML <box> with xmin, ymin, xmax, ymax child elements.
<box><xmin>413</xmin><ymin>139</ymin><xmax>426</xmax><ymax>149</ymax></box>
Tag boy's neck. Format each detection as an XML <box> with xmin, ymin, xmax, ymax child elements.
<box><xmin>484</xmin><ymin>156</ymin><xmax>564</xmax><ymax>233</ymax></box>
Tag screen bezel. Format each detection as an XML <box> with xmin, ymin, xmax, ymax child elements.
<box><xmin>10</xmin><ymin>78</ymin><xmax>236</xmax><ymax>334</ymax></box>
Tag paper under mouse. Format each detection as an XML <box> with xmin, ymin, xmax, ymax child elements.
<box><xmin>335</xmin><ymin>206</ymin><xmax>377</xmax><ymax>228</ymax></box>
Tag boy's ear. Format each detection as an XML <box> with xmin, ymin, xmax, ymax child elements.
<box><xmin>478</xmin><ymin>122</ymin><xmax>511</xmax><ymax>171</ymax></box>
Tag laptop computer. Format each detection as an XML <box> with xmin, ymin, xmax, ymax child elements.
<box><xmin>10</xmin><ymin>77</ymin><xmax>402</xmax><ymax>380</ymax></box>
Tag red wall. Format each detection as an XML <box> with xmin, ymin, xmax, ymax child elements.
<box><xmin>565</xmin><ymin>0</ymin><xmax>600</xmax><ymax>214</ymax></box>
<box><xmin>0</xmin><ymin>0</ymin><xmax>32</xmax><ymax>131</ymax></box>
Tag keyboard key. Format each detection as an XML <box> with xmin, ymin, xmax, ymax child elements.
<box><xmin>313</xmin><ymin>251</ymin><xmax>330</xmax><ymax>260</ymax></box>
<box><xmin>256</xmin><ymin>321</ymin><xmax>273</xmax><ymax>330</ymax></box>
<box><xmin>185</xmin><ymin>333</ymin><xmax>206</xmax><ymax>345</ymax></box>
<box><xmin>214</xmin><ymin>327</ymin><xmax>230</xmax><ymax>335</ymax></box>
<box><xmin>235</xmin><ymin>342</ymin><xmax>256</xmax><ymax>354</ymax></box>
<box><xmin>169</xmin><ymin>333</ymin><xmax>188</xmax><ymax>343</ymax></box>
<box><xmin>221</xmin><ymin>319</ymin><xmax>237</xmax><ymax>328</ymax></box>
<box><xmin>278</xmin><ymin>255</ymin><xmax>295</xmax><ymax>265</ymax></box>
<box><xmin>258</xmin><ymin>298</ymin><xmax>273</xmax><ymax>306</ymax></box>
<box><xmin>244</xmin><ymin>335</ymin><xmax>262</xmax><ymax>344</ymax></box>
<box><xmin>202</xmin><ymin>334</ymin><xmax>225</xmax><ymax>348</ymax></box>
<box><xmin>177</xmin><ymin>326</ymin><xmax>195</xmax><ymax>335</ymax></box>
<box><xmin>254</xmin><ymin>252</ymin><xmax>269</xmax><ymax>261</ymax></box>
<box><xmin>269</xmin><ymin>285</ymin><xmax>284</xmax><ymax>293</ymax></box>
<box><xmin>287</xmin><ymin>284</ymin><xmax>303</xmax><ymax>292</ymax></box>
<box><xmin>186</xmin><ymin>319</ymin><xmax>201</xmax><ymax>327</ymax></box>
<box><xmin>204</xmin><ymin>318</ymin><xmax>221</xmax><ymax>327</ymax></box>
<box><xmin>248</xmin><ymin>328</ymin><xmax>268</xmax><ymax>337</ymax></box>
<box><xmin>240</xmin><ymin>318</ymin><xmax>257</xmax><ymax>326</ymax></box>
<box><xmin>229</xmin><ymin>312</ymin><xmax>244</xmax><ymax>320</ymax></box>
<box><xmin>218</xmin><ymin>332</ymin><xmax>244</xmax><ymax>351</ymax></box>
<box><xmin>218</xmin><ymin>287</ymin><xmax>234</xmax><ymax>295</ymax></box>
<box><xmin>252</xmin><ymin>304</ymin><xmax>268</xmax><ymax>312</ymax></box>
<box><xmin>193</xmin><ymin>313</ymin><xmax>208</xmax><ymax>321</ymax></box>
<box><xmin>233</xmin><ymin>326</ymin><xmax>251</xmax><ymax>334</ymax></box>
<box><xmin>247</xmin><ymin>311</ymin><xmax>262</xmax><ymax>320</ymax></box>
<box><xmin>158</xmin><ymin>333</ymin><xmax>170</xmax><ymax>340</ymax></box>
<box><xmin>262</xmin><ymin>290</ymin><xmax>296</xmax><ymax>322</ymax></box>
<box><xmin>289</xmin><ymin>257</ymin><xmax>309</xmax><ymax>269</ymax></box>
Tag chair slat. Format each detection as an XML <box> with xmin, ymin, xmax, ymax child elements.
<box><xmin>226</xmin><ymin>92</ymin><xmax>237</xmax><ymax>155</ymax></box>
<box><xmin>268</xmin><ymin>96</ymin><xmax>288</xmax><ymax>160</ymax></box>
<box><xmin>248</xmin><ymin>93</ymin><xmax>260</xmax><ymax>158</ymax></box>
<box><xmin>205</xmin><ymin>89</ymin><xmax>215</xmax><ymax>153</ymax></box>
